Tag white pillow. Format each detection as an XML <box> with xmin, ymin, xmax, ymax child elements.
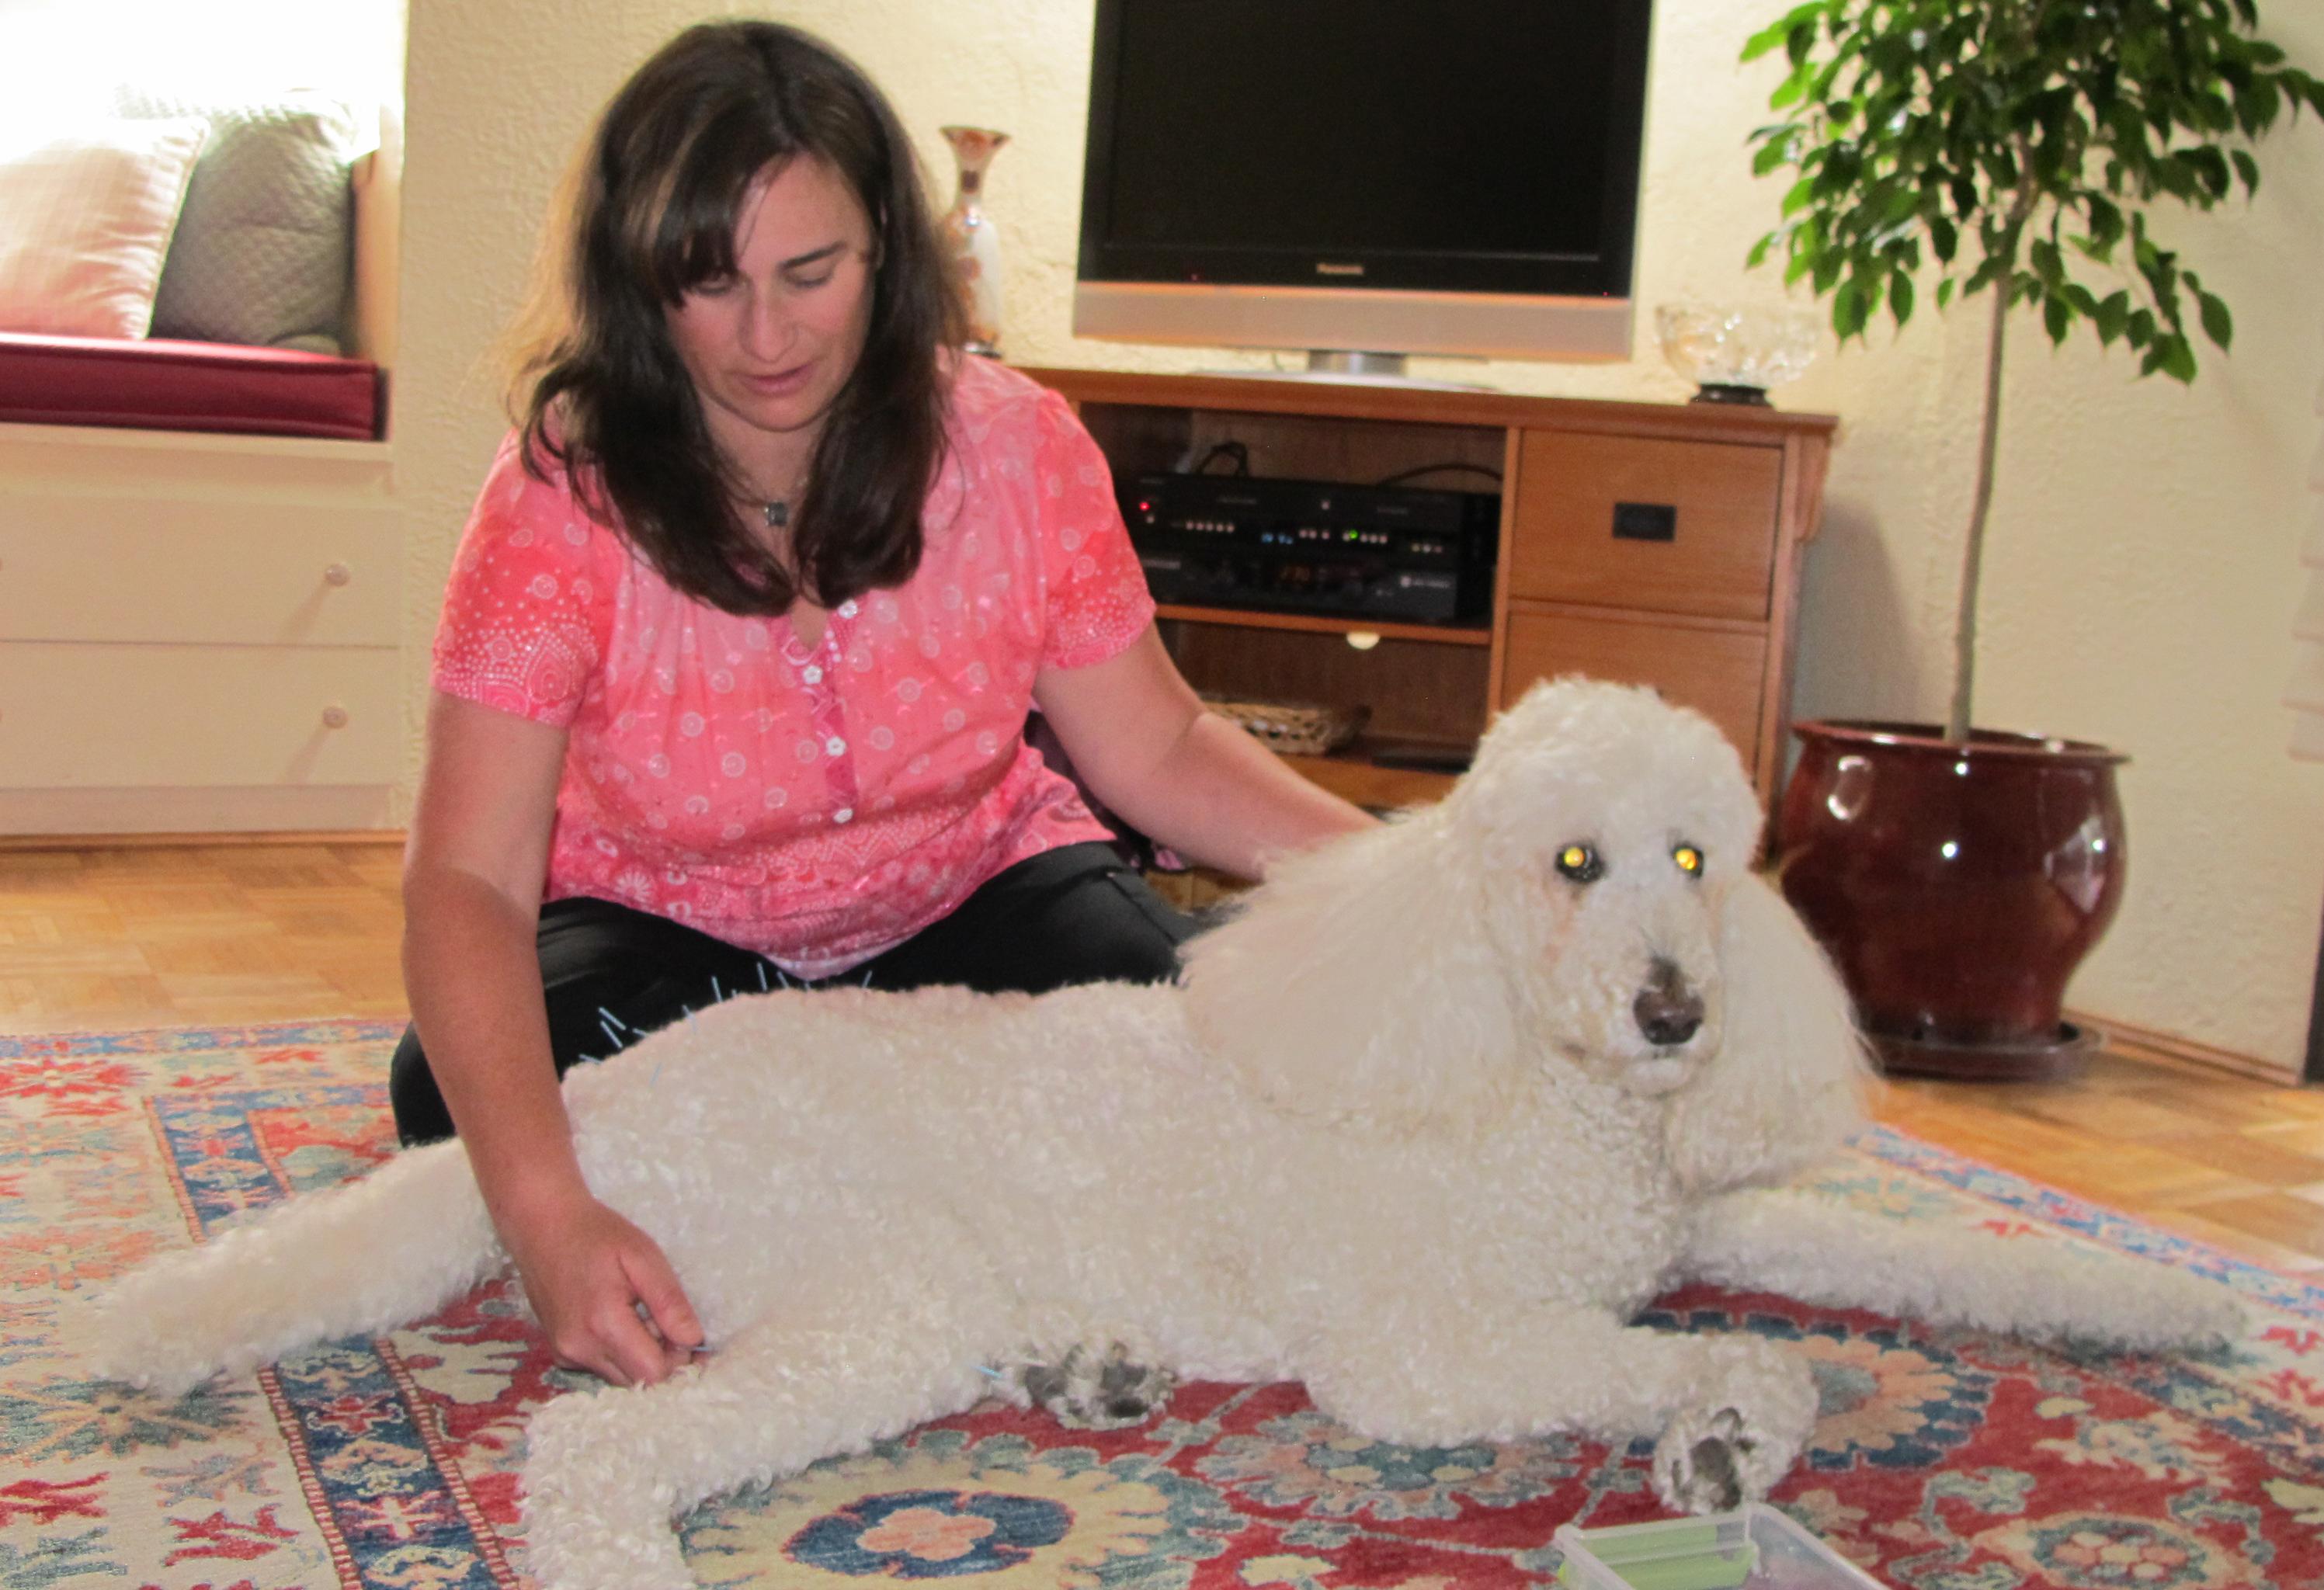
<box><xmin>0</xmin><ymin>116</ymin><xmax>210</xmax><ymax>339</ymax></box>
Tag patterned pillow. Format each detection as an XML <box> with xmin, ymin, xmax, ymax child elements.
<box><xmin>118</xmin><ymin>89</ymin><xmax>359</xmax><ymax>355</ymax></box>
<box><xmin>0</xmin><ymin>116</ymin><xmax>210</xmax><ymax>339</ymax></box>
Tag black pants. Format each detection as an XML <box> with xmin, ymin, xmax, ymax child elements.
<box><xmin>388</xmin><ymin>842</ymin><xmax>1200</xmax><ymax>1146</ymax></box>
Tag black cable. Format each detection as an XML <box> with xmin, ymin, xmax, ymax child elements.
<box><xmin>1371</xmin><ymin>460</ymin><xmax>1505</xmax><ymax>489</ymax></box>
<box><xmin>1193</xmin><ymin>441</ymin><xmax>1252</xmax><ymax>477</ymax></box>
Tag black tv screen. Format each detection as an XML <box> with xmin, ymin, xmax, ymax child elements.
<box><xmin>1079</xmin><ymin>0</ymin><xmax>1653</xmax><ymax>297</ymax></box>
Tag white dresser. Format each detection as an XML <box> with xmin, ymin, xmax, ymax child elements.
<box><xmin>0</xmin><ymin>423</ymin><xmax>403</xmax><ymax>835</ymax></box>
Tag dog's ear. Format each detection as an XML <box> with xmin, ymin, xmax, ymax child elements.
<box><xmin>1179</xmin><ymin>807</ymin><xmax>1521</xmax><ymax>1132</ymax></box>
<box><xmin>1663</xmin><ymin>870</ymin><xmax>1874</xmax><ymax>1192</ymax></box>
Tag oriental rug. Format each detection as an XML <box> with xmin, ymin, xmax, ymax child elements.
<box><xmin>6</xmin><ymin>1019</ymin><xmax>2324</xmax><ymax>1590</ymax></box>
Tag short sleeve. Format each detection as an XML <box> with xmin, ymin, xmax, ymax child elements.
<box><xmin>430</xmin><ymin>437</ymin><xmax>616</xmax><ymax>727</ymax></box>
<box><xmin>1027</xmin><ymin>391</ymin><xmax>1156</xmax><ymax>671</ymax></box>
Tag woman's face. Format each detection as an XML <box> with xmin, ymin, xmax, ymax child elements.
<box><xmin>665</xmin><ymin>154</ymin><xmax>877</xmax><ymax>477</ymax></box>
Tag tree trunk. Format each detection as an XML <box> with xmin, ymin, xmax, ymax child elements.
<box><xmin>1951</xmin><ymin>273</ymin><xmax>2011</xmax><ymax>744</ymax></box>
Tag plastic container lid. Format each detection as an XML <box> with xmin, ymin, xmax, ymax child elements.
<box><xmin>1551</xmin><ymin>1503</ymin><xmax>1888</xmax><ymax>1590</ymax></box>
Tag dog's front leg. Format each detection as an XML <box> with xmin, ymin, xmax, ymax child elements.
<box><xmin>1297</xmin><ymin>1298</ymin><xmax>1818</xmax><ymax>1515</ymax></box>
<box><xmin>1682</xmin><ymin>1187</ymin><xmax>2243</xmax><ymax>1352</ymax></box>
<box><xmin>521</xmin><ymin>1271</ymin><xmax>1009</xmax><ymax>1590</ymax></box>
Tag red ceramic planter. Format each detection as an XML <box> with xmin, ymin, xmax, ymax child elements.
<box><xmin>1777</xmin><ymin>720</ymin><xmax>2128</xmax><ymax>1080</ymax></box>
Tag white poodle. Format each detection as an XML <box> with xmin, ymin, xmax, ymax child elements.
<box><xmin>91</xmin><ymin>679</ymin><xmax>2237</xmax><ymax>1590</ymax></box>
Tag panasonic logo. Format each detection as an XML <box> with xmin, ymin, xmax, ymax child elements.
<box><xmin>1315</xmin><ymin>262</ymin><xmax>1365</xmax><ymax>276</ymax></box>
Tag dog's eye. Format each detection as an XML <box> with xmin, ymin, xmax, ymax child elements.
<box><xmin>1673</xmin><ymin>844</ymin><xmax>1704</xmax><ymax>877</ymax></box>
<box><xmin>1555</xmin><ymin>844</ymin><xmax>1603</xmax><ymax>884</ymax></box>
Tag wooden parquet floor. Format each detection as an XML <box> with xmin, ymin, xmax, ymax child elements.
<box><xmin>5</xmin><ymin>840</ymin><xmax>2323</xmax><ymax>1275</ymax></box>
<box><xmin>0</xmin><ymin>839</ymin><xmax>408</xmax><ymax>1029</ymax></box>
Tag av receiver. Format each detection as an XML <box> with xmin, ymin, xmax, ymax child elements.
<box><xmin>1120</xmin><ymin>472</ymin><xmax>1499</xmax><ymax>625</ymax></box>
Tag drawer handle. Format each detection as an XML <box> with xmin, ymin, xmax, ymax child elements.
<box><xmin>1345</xmin><ymin>630</ymin><xmax>1382</xmax><ymax>652</ymax></box>
<box><xmin>324</xmin><ymin>563</ymin><xmax>353</xmax><ymax>587</ymax></box>
<box><xmin>1612</xmin><ymin>502</ymin><xmax>1678</xmax><ymax>543</ymax></box>
<box><xmin>321</xmin><ymin>706</ymin><xmax>350</xmax><ymax>730</ymax></box>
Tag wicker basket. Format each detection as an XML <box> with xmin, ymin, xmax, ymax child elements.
<box><xmin>1201</xmin><ymin>694</ymin><xmax>1370</xmax><ymax>757</ymax></box>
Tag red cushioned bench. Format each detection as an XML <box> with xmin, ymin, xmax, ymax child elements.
<box><xmin>0</xmin><ymin>332</ymin><xmax>384</xmax><ymax>442</ymax></box>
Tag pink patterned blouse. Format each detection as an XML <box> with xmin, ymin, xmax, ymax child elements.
<box><xmin>431</xmin><ymin>357</ymin><xmax>1155</xmax><ymax>977</ymax></box>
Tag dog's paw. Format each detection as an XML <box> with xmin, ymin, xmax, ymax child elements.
<box><xmin>1652</xmin><ymin>1402</ymin><xmax>1799</xmax><ymax>1515</ymax></box>
<box><xmin>1652</xmin><ymin>1405</ymin><xmax>1760</xmax><ymax>1514</ymax></box>
<box><xmin>1016</xmin><ymin>1344</ymin><xmax>1175</xmax><ymax>1430</ymax></box>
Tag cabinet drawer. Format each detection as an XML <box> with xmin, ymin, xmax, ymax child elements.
<box><xmin>1501</xmin><ymin>609</ymin><xmax>1766</xmax><ymax>763</ymax></box>
<box><xmin>0</xmin><ymin>642</ymin><xmax>400</xmax><ymax>787</ymax></box>
<box><xmin>1507</xmin><ymin>432</ymin><xmax>1782</xmax><ymax>620</ymax></box>
<box><xmin>0</xmin><ymin>497</ymin><xmax>401</xmax><ymax>646</ymax></box>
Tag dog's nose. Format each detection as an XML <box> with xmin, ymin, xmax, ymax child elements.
<box><xmin>1634</xmin><ymin>958</ymin><xmax>1704</xmax><ymax>1048</ymax></box>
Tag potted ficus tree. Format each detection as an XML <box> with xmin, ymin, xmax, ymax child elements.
<box><xmin>1744</xmin><ymin>0</ymin><xmax>2323</xmax><ymax>1077</ymax></box>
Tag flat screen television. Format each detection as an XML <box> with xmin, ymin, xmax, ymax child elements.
<box><xmin>1073</xmin><ymin>0</ymin><xmax>1655</xmax><ymax>377</ymax></box>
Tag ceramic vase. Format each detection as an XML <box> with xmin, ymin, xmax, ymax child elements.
<box><xmin>940</xmin><ymin>126</ymin><xmax>1009</xmax><ymax>357</ymax></box>
<box><xmin>1778</xmin><ymin>720</ymin><xmax>2130</xmax><ymax>1081</ymax></box>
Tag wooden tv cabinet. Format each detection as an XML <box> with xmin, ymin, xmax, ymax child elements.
<box><xmin>1022</xmin><ymin>367</ymin><xmax>1837</xmax><ymax>811</ymax></box>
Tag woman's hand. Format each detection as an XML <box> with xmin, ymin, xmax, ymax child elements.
<box><xmin>501</xmin><ymin>1188</ymin><xmax>707</xmax><ymax>1387</ymax></box>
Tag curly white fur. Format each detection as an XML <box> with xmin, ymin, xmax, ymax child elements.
<box><xmin>88</xmin><ymin>679</ymin><xmax>2239</xmax><ymax>1589</ymax></box>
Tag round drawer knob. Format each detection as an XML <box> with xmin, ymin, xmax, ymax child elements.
<box><xmin>321</xmin><ymin>706</ymin><xmax>350</xmax><ymax>730</ymax></box>
<box><xmin>1344</xmin><ymin>630</ymin><xmax>1383</xmax><ymax>652</ymax></box>
<box><xmin>324</xmin><ymin>563</ymin><xmax>353</xmax><ymax>587</ymax></box>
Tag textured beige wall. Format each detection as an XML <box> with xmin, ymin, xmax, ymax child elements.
<box><xmin>394</xmin><ymin>0</ymin><xmax>2324</xmax><ymax>1068</ymax></box>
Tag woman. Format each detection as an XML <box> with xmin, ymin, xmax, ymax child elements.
<box><xmin>398</xmin><ymin>20</ymin><xmax>1373</xmax><ymax>1393</ymax></box>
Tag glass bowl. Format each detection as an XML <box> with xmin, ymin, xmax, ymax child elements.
<box><xmin>1655</xmin><ymin>304</ymin><xmax>1822</xmax><ymax>405</ymax></box>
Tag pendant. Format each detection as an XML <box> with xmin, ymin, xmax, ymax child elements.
<box><xmin>763</xmin><ymin>500</ymin><xmax>789</xmax><ymax>529</ymax></box>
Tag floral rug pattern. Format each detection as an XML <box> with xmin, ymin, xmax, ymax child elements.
<box><xmin>6</xmin><ymin>1019</ymin><xmax>2324</xmax><ymax>1588</ymax></box>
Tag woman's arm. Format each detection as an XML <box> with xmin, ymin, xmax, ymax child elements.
<box><xmin>402</xmin><ymin>690</ymin><xmax>703</xmax><ymax>1386</ymax></box>
<box><xmin>1032</xmin><ymin>627</ymin><xmax>1378</xmax><ymax>881</ymax></box>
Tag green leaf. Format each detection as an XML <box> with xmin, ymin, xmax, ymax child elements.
<box><xmin>1742</xmin><ymin>18</ymin><xmax>1792</xmax><ymax>62</ymax></box>
<box><xmin>2184</xmin><ymin>147</ymin><xmax>2232</xmax><ymax>202</ymax></box>
<box><xmin>2162</xmin><ymin>335</ymin><xmax>2198</xmax><ymax>383</ymax></box>
<box><xmin>1930</xmin><ymin>215</ymin><xmax>1959</xmax><ymax>263</ymax></box>
<box><xmin>1754</xmin><ymin>137</ymin><xmax>1794</xmax><ymax>176</ymax></box>
<box><xmin>2030</xmin><ymin>238</ymin><xmax>2065</xmax><ymax>287</ymax></box>
<box><xmin>1783</xmin><ymin>175</ymin><xmax>1817</xmax><ymax>217</ymax></box>
<box><xmin>1833</xmin><ymin>278</ymin><xmax>1872</xmax><ymax>340</ymax></box>
<box><xmin>1937</xmin><ymin>276</ymin><xmax>1958</xmax><ymax>309</ymax></box>
<box><xmin>2198</xmin><ymin>290</ymin><xmax>2234</xmax><ymax>350</ymax></box>
<box><xmin>1890</xmin><ymin>270</ymin><xmax>1916</xmax><ymax>328</ymax></box>
<box><xmin>2087</xmin><ymin>196</ymin><xmax>2124</xmax><ymax>248</ymax></box>
<box><xmin>1746</xmin><ymin>231</ymin><xmax>1777</xmax><ymax>270</ymax></box>
<box><xmin>2232</xmin><ymin>149</ymin><xmax>2260</xmax><ymax>195</ymax></box>
<box><xmin>2095</xmin><ymin>290</ymin><xmax>2131</xmax><ymax>343</ymax></box>
<box><xmin>2043</xmin><ymin>294</ymin><xmax>2072</xmax><ymax>345</ymax></box>
<box><xmin>1770</xmin><ymin>70</ymin><xmax>1808</xmax><ymax>111</ymax></box>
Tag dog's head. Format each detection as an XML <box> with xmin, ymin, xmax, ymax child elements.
<box><xmin>1444</xmin><ymin>678</ymin><xmax>1764</xmax><ymax>1099</ymax></box>
<box><xmin>1180</xmin><ymin>677</ymin><xmax>1868</xmax><ymax>1186</ymax></box>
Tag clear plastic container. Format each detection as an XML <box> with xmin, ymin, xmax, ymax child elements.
<box><xmin>1552</xmin><ymin>1503</ymin><xmax>1888</xmax><ymax>1590</ymax></box>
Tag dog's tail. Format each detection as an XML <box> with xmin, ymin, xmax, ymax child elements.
<box><xmin>87</xmin><ymin>1137</ymin><xmax>499</xmax><ymax>1396</ymax></box>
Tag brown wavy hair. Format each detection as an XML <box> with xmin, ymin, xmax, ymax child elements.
<box><xmin>507</xmin><ymin>21</ymin><xmax>964</xmax><ymax>615</ymax></box>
